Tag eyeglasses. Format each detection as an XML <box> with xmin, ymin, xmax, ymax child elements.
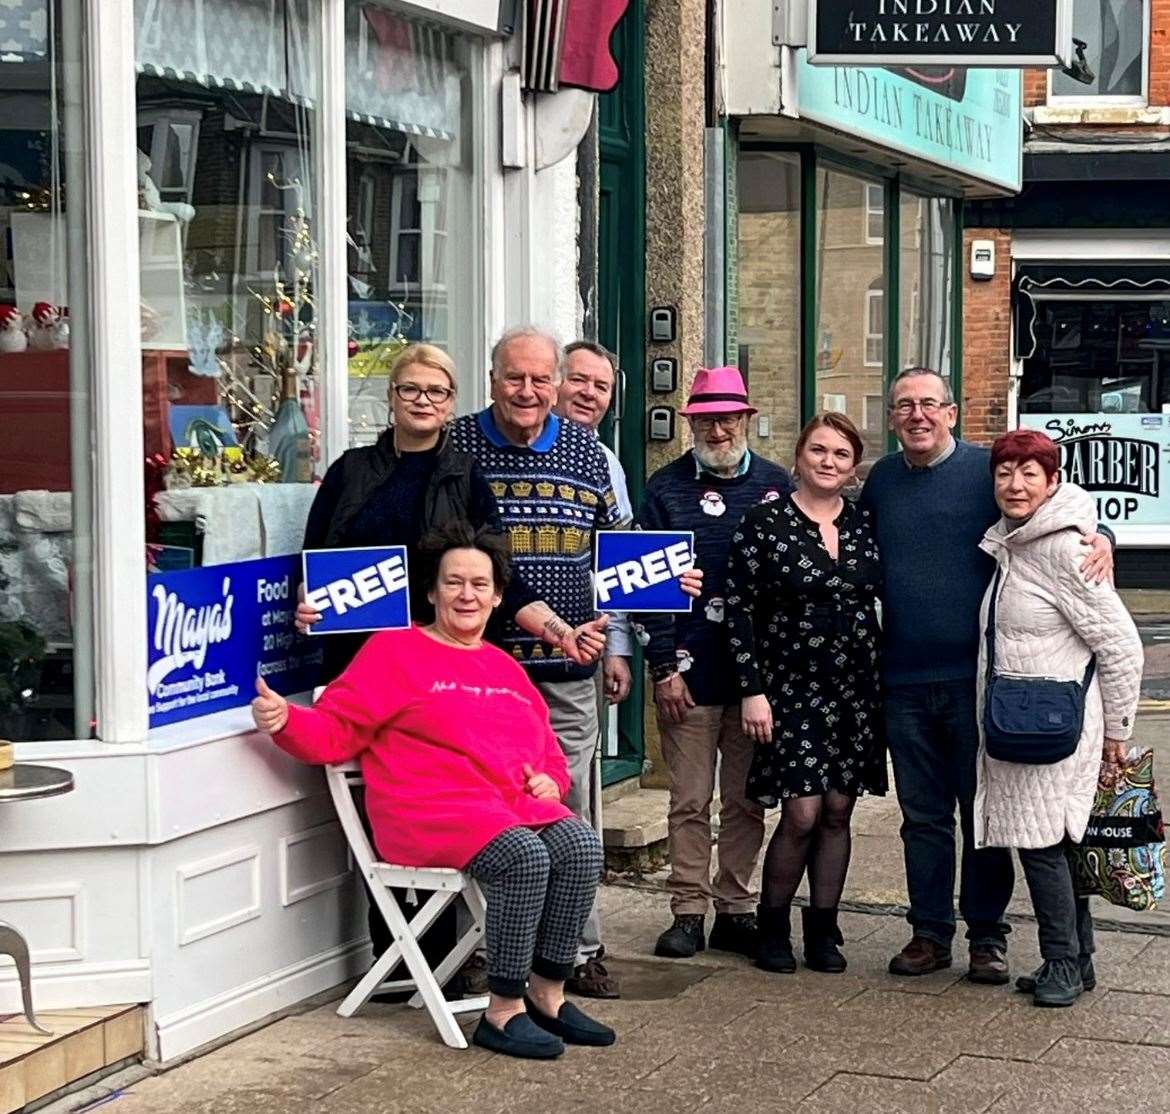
<box><xmin>890</xmin><ymin>398</ymin><xmax>951</xmax><ymax>416</ymax></box>
<box><xmin>692</xmin><ymin>414</ymin><xmax>745</xmax><ymax>431</ymax></box>
<box><xmin>500</xmin><ymin>372</ymin><xmax>557</xmax><ymax>392</ymax></box>
<box><xmin>394</xmin><ymin>382</ymin><xmax>455</xmax><ymax>404</ymax></box>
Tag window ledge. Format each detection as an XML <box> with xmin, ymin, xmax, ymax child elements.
<box><xmin>1030</xmin><ymin>105</ymin><xmax>1169</xmax><ymax>126</ymax></box>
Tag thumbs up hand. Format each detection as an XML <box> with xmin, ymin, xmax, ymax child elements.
<box><xmin>252</xmin><ymin>676</ymin><xmax>289</xmax><ymax>735</ymax></box>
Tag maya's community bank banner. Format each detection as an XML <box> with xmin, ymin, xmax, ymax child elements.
<box><xmin>302</xmin><ymin>546</ymin><xmax>411</xmax><ymax>635</ymax></box>
<box><xmin>147</xmin><ymin>555</ymin><xmax>322</xmax><ymax>728</ymax></box>
<box><xmin>1020</xmin><ymin>413</ymin><xmax>1170</xmax><ymax>528</ymax></box>
<box><xmin>595</xmin><ymin>531</ymin><xmax>694</xmax><ymax>613</ymax></box>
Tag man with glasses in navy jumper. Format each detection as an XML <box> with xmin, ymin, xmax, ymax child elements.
<box><xmin>861</xmin><ymin>367</ymin><xmax>1113</xmax><ymax>985</ymax></box>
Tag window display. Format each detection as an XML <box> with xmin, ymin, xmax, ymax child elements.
<box><xmin>135</xmin><ymin>0</ymin><xmax>324</xmax><ymax>572</ymax></box>
<box><xmin>0</xmin><ymin>0</ymin><xmax>94</xmax><ymax>741</ymax></box>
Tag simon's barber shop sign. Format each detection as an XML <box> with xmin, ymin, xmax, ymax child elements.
<box><xmin>808</xmin><ymin>0</ymin><xmax>1071</xmax><ymax>67</ymax></box>
<box><xmin>1021</xmin><ymin>415</ymin><xmax>1170</xmax><ymax>528</ymax></box>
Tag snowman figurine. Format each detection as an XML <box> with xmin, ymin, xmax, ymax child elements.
<box><xmin>28</xmin><ymin>302</ymin><xmax>68</xmax><ymax>350</ymax></box>
<box><xmin>0</xmin><ymin>305</ymin><xmax>27</xmax><ymax>354</ymax></box>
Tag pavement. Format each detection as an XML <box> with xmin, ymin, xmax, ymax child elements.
<box><xmin>46</xmin><ymin>633</ymin><xmax>1170</xmax><ymax>1114</ymax></box>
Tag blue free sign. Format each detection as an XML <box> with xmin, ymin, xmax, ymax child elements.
<box><xmin>594</xmin><ymin>531</ymin><xmax>694</xmax><ymax>614</ymax></box>
<box><xmin>147</xmin><ymin>555</ymin><xmax>322</xmax><ymax>728</ymax></box>
<box><xmin>302</xmin><ymin>546</ymin><xmax>412</xmax><ymax>635</ymax></box>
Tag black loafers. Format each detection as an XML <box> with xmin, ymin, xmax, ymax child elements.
<box><xmin>472</xmin><ymin>1013</ymin><xmax>564</xmax><ymax>1059</ymax></box>
<box><xmin>524</xmin><ymin>996</ymin><xmax>617</xmax><ymax>1046</ymax></box>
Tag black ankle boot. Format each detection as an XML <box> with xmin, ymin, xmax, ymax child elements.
<box><xmin>754</xmin><ymin>904</ymin><xmax>796</xmax><ymax>974</ymax></box>
<box><xmin>802</xmin><ymin>906</ymin><xmax>847</xmax><ymax>973</ymax></box>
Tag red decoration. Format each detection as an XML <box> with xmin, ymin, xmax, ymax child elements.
<box><xmin>559</xmin><ymin>0</ymin><xmax>630</xmax><ymax>93</ymax></box>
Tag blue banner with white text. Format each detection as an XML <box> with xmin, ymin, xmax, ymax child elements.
<box><xmin>147</xmin><ymin>555</ymin><xmax>322</xmax><ymax>728</ymax></box>
<box><xmin>594</xmin><ymin>531</ymin><xmax>694</xmax><ymax>613</ymax></box>
<box><xmin>302</xmin><ymin>546</ymin><xmax>412</xmax><ymax>635</ymax></box>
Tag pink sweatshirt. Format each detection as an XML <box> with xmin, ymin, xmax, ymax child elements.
<box><xmin>271</xmin><ymin>625</ymin><xmax>573</xmax><ymax>869</ymax></box>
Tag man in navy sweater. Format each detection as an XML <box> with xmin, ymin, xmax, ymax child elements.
<box><xmin>634</xmin><ymin>368</ymin><xmax>793</xmax><ymax>960</ymax></box>
<box><xmin>862</xmin><ymin>368</ymin><xmax>1112</xmax><ymax>984</ymax></box>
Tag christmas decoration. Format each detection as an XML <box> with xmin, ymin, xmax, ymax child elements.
<box><xmin>28</xmin><ymin>301</ymin><xmax>67</xmax><ymax>350</ymax></box>
<box><xmin>0</xmin><ymin>305</ymin><xmax>27</xmax><ymax>354</ymax></box>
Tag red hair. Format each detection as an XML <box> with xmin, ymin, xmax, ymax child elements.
<box><xmin>990</xmin><ymin>429</ymin><xmax>1060</xmax><ymax>480</ymax></box>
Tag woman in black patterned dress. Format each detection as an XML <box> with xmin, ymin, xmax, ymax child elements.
<box><xmin>724</xmin><ymin>412</ymin><xmax>883</xmax><ymax>976</ymax></box>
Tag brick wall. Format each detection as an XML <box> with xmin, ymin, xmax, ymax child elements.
<box><xmin>1022</xmin><ymin>68</ymin><xmax>1047</xmax><ymax>108</ymax></box>
<box><xmin>960</xmin><ymin>229</ymin><xmax>1012</xmax><ymax>445</ymax></box>
<box><xmin>1151</xmin><ymin>0</ymin><xmax>1170</xmax><ymax>107</ymax></box>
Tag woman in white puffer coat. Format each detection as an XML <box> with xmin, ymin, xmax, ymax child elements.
<box><xmin>974</xmin><ymin>430</ymin><xmax>1143</xmax><ymax>1009</ymax></box>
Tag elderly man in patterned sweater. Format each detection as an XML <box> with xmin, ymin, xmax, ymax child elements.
<box><xmin>634</xmin><ymin>367</ymin><xmax>793</xmax><ymax>960</ymax></box>
<box><xmin>448</xmin><ymin>326</ymin><xmax>625</xmax><ymax>997</ymax></box>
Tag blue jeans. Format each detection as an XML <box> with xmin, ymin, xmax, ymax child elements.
<box><xmin>885</xmin><ymin>679</ymin><xmax>1014</xmax><ymax>949</ymax></box>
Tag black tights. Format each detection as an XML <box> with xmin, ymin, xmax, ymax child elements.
<box><xmin>760</xmin><ymin>790</ymin><xmax>858</xmax><ymax>909</ymax></box>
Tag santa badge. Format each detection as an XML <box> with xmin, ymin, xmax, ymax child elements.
<box><xmin>704</xmin><ymin>597</ymin><xmax>724</xmax><ymax>624</ymax></box>
<box><xmin>760</xmin><ymin>489</ymin><xmax>782</xmax><ymax>503</ymax></box>
<box><xmin>699</xmin><ymin>490</ymin><xmax>726</xmax><ymax>517</ymax></box>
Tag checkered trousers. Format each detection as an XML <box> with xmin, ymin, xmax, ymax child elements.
<box><xmin>466</xmin><ymin>818</ymin><xmax>603</xmax><ymax>998</ymax></box>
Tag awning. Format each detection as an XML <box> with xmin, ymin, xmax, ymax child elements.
<box><xmin>0</xmin><ymin>0</ymin><xmax>48</xmax><ymax>61</ymax></box>
<box><xmin>134</xmin><ymin>0</ymin><xmax>461</xmax><ymax>142</ymax></box>
<box><xmin>345</xmin><ymin>5</ymin><xmax>460</xmax><ymax>141</ymax></box>
<box><xmin>134</xmin><ymin>0</ymin><xmax>317</xmax><ymax>102</ymax></box>
<box><xmin>1014</xmin><ymin>262</ymin><xmax>1170</xmax><ymax>359</ymax></box>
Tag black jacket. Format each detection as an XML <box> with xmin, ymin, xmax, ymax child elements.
<box><xmin>302</xmin><ymin>429</ymin><xmax>537</xmax><ymax>682</ymax></box>
<box><xmin>304</xmin><ymin>429</ymin><xmax>478</xmax><ymax>549</ymax></box>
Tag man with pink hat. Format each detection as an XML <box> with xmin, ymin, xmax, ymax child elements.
<box><xmin>632</xmin><ymin>367</ymin><xmax>793</xmax><ymax>960</ymax></box>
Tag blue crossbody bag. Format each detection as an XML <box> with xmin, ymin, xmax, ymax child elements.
<box><xmin>982</xmin><ymin>569</ymin><xmax>1095</xmax><ymax>765</ymax></box>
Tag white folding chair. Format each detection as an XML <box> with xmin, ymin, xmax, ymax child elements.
<box><xmin>326</xmin><ymin>761</ymin><xmax>489</xmax><ymax>1049</ymax></box>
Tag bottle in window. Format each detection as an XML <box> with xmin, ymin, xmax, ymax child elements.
<box><xmin>269</xmin><ymin>366</ymin><xmax>312</xmax><ymax>483</ymax></box>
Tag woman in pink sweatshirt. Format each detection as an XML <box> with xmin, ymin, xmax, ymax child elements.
<box><xmin>252</xmin><ymin>521</ymin><xmax>614</xmax><ymax>1060</ymax></box>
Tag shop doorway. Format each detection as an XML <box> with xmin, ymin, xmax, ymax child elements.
<box><xmin>597</xmin><ymin>0</ymin><xmax>646</xmax><ymax>786</ymax></box>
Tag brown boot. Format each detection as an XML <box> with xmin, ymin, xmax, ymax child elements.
<box><xmin>967</xmin><ymin>943</ymin><xmax>1009</xmax><ymax>985</ymax></box>
<box><xmin>565</xmin><ymin>946</ymin><xmax>621</xmax><ymax>999</ymax></box>
<box><xmin>888</xmin><ymin>935</ymin><xmax>952</xmax><ymax>976</ymax></box>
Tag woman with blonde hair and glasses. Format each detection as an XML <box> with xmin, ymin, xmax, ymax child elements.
<box><xmin>725</xmin><ymin>412</ymin><xmax>885</xmax><ymax>975</ymax></box>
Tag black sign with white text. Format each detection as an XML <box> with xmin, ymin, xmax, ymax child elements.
<box><xmin>809</xmin><ymin>0</ymin><xmax>1069</xmax><ymax>67</ymax></box>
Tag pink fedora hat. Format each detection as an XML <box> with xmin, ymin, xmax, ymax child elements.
<box><xmin>678</xmin><ymin>366</ymin><xmax>757</xmax><ymax>417</ymax></box>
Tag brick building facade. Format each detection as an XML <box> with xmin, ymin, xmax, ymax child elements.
<box><xmin>964</xmin><ymin>0</ymin><xmax>1170</xmax><ymax>584</ymax></box>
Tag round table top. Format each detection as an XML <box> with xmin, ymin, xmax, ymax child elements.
<box><xmin>0</xmin><ymin>764</ymin><xmax>74</xmax><ymax>802</ymax></box>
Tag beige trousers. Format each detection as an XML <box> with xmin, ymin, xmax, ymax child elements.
<box><xmin>536</xmin><ymin>677</ymin><xmax>603</xmax><ymax>963</ymax></box>
<box><xmin>659</xmin><ymin>703</ymin><xmax>765</xmax><ymax>916</ymax></box>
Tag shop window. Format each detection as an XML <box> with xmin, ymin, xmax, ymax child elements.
<box><xmin>864</xmin><ymin>183</ymin><xmax>884</xmax><ymax>245</ymax></box>
<box><xmin>1050</xmin><ymin>0</ymin><xmax>1147</xmax><ymax>103</ymax></box>
<box><xmin>344</xmin><ymin>4</ymin><xmax>481</xmax><ymax>447</ymax></box>
<box><xmin>814</xmin><ymin>168</ymin><xmax>886</xmax><ymax>463</ymax></box>
<box><xmin>0</xmin><ymin>0</ymin><xmax>94</xmax><ymax>740</ymax></box>
<box><xmin>136</xmin><ymin>0</ymin><xmax>324</xmax><ymax>575</ymax></box>
<box><xmin>1020</xmin><ymin>299</ymin><xmax>1170</xmax><ymax>414</ymax></box>
<box><xmin>864</xmin><ymin>286</ymin><xmax>884</xmax><ymax>367</ymax></box>
<box><xmin>900</xmin><ymin>193</ymin><xmax>955</xmax><ymax>379</ymax></box>
<box><xmin>735</xmin><ymin>151</ymin><xmax>802</xmax><ymax>461</ymax></box>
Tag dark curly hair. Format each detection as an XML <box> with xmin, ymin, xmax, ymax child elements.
<box><xmin>415</xmin><ymin>520</ymin><xmax>513</xmax><ymax>593</ymax></box>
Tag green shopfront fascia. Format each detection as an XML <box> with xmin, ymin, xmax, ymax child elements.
<box><xmin>731</xmin><ymin>54</ymin><xmax>1022</xmax><ymax>467</ymax></box>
